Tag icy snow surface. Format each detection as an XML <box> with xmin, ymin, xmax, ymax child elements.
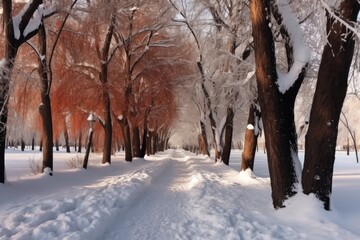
<box><xmin>0</xmin><ymin>149</ymin><xmax>359</xmax><ymax>239</ymax></box>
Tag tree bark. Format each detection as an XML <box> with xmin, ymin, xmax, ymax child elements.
<box><xmin>241</xmin><ymin>104</ymin><xmax>259</xmax><ymax>171</ymax></box>
<box><xmin>38</xmin><ymin>24</ymin><xmax>54</xmax><ymax>174</ymax></box>
<box><xmin>99</xmin><ymin>15</ymin><xmax>116</xmax><ymax>165</ymax></box>
<box><xmin>221</xmin><ymin>107</ymin><xmax>234</xmax><ymax>165</ymax></box>
<box><xmin>250</xmin><ymin>0</ymin><xmax>300</xmax><ymax>208</ymax></box>
<box><xmin>302</xmin><ymin>0</ymin><xmax>360</xmax><ymax>210</ymax></box>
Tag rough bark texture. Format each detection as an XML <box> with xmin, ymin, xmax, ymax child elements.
<box><xmin>221</xmin><ymin>107</ymin><xmax>234</xmax><ymax>165</ymax></box>
<box><xmin>38</xmin><ymin>24</ymin><xmax>54</xmax><ymax>173</ymax></box>
<box><xmin>303</xmin><ymin>0</ymin><xmax>360</xmax><ymax>210</ymax></box>
<box><xmin>250</xmin><ymin>0</ymin><xmax>299</xmax><ymax>208</ymax></box>
<box><xmin>241</xmin><ymin>105</ymin><xmax>259</xmax><ymax>171</ymax></box>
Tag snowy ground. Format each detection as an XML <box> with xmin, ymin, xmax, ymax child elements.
<box><xmin>0</xmin><ymin>148</ymin><xmax>359</xmax><ymax>240</ymax></box>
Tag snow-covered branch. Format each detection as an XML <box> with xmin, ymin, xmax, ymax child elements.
<box><xmin>320</xmin><ymin>0</ymin><xmax>360</xmax><ymax>40</ymax></box>
<box><xmin>274</xmin><ymin>0</ymin><xmax>310</xmax><ymax>94</ymax></box>
<box><xmin>13</xmin><ymin>1</ymin><xmax>57</xmax><ymax>42</ymax></box>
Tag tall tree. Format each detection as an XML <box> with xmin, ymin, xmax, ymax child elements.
<box><xmin>0</xmin><ymin>0</ymin><xmax>56</xmax><ymax>182</ymax></box>
<box><xmin>303</xmin><ymin>0</ymin><xmax>360</xmax><ymax>210</ymax></box>
<box><xmin>249</xmin><ymin>0</ymin><xmax>309</xmax><ymax>208</ymax></box>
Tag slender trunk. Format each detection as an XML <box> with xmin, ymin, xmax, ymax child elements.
<box><xmin>39</xmin><ymin>139</ymin><xmax>43</xmax><ymax>152</ymax></box>
<box><xmin>347</xmin><ymin>137</ymin><xmax>350</xmax><ymax>155</ymax></box>
<box><xmin>63</xmin><ymin>118</ymin><xmax>70</xmax><ymax>153</ymax></box>
<box><xmin>303</xmin><ymin>0</ymin><xmax>359</xmax><ymax>210</ymax></box>
<box><xmin>353</xmin><ymin>132</ymin><xmax>359</xmax><ymax>163</ymax></box>
<box><xmin>31</xmin><ymin>138</ymin><xmax>35</xmax><ymax>151</ymax></box>
<box><xmin>78</xmin><ymin>131</ymin><xmax>82</xmax><ymax>153</ymax></box>
<box><xmin>132</xmin><ymin>125</ymin><xmax>141</xmax><ymax>157</ymax></box>
<box><xmin>0</xmin><ymin>0</ymin><xmax>17</xmax><ymax>183</ymax></box>
<box><xmin>147</xmin><ymin>130</ymin><xmax>153</xmax><ymax>156</ymax></box>
<box><xmin>38</xmin><ymin>24</ymin><xmax>54</xmax><ymax>173</ymax></box>
<box><xmin>99</xmin><ymin>15</ymin><xmax>115</xmax><ymax>165</ymax></box>
<box><xmin>221</xmin><ymin>107</ymin><xmax>234</xmax><ymax>165</ymax></box>
<box><xmin>140</xmin><ymin>127</ymin><xmax>147</xmax><ymax>158</ymax></box>
<box><xmin>241</xmin><ymin>105</ymin><xmax>259</xmax><ymax>171</ymax></box>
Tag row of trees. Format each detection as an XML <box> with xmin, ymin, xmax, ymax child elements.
<box><xmin>0</xmin><ymin>0</ymin><xmax>191</xmax><ymax>180</ymax></box>
<box><xmin>1</xmin><ymin>0</ymin><xmax>359</xmax><ymax>211</ymax></box>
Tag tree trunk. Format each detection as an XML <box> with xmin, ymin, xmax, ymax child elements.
<box><xmin>78</xmin><ymin>131</ymin><xmax>82</xmax><ymax>153</ymax></box>
<box><xmin>199</xmin><ymin>121</ymin><xmax>210</xmax><ymax>156</ymax></box>
<box><xmin>241</xmin><ymin>105</ymin><xmax>259</xmax><ymax>171</ymax></box>
<box><xmin>63</xmin><ymin>118</ymin><xmax>70</xmax><ymax>153</ymax></box>
<box><xmin>0</xmin><ymin>0</ymin><xmax>17</xmax><ymax>183</ymax></box>
<box><xmin>132</xmin><ymin>125</ymin><xmax>141</xmax><ymax>158</ymax></box>
<box><xmin>139</xmin><ymin>127</ymin><xmax>147</xmax><ymax>158</ymax></box>
<box><xmin>38</xmin><ymin>24</ymin><xmax>54</xmax><ymax>174</ymax></box>
<box><xmin>39</xmin><ymin>139</ymin><xmax>43</xmax><ymax>152</ymax></box>
<box><xmin>99</xmin><ymin>15</ymin><xmax>116</xmax><ymax>165</ymax></box>
<box><xmin>153</xmin><ymin>131</ymin><xmax>158</xmax><ymax>154</ymax></box>
<box><xmin>118</xmin><ymin>117</ymin><xmax>132</xmax><ymax>162</ymax></box>
<box><xmin>250</xmin><ymin>0</ymin><xmax>301</xmax><ymax>208</ymax></box>
<box><xmin>31</xmin><ymin>138</ymin><xmax>35</xmax><ymax>151</ymax></box>
<box><xmin>21</xmin><ymin>139</ymin><xmax>26</xmax><ymax>151</ymax></box>
<box><xmin>147</xmin><ymin>130</ymin><xmax>153</xmax><ymax>156</ymax></box>
<box><xmin>303</xmin><ymin>0</ymin><xmax>360</xmax><ymax>210</ymax></box>
<box><xmin>221</xmin><ymin>107</ymin><xmax>234</xmax><ymax>165</ymax></box>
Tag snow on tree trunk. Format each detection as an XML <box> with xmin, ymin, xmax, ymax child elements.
<box><xmin>241</xmin><ymin>104</ymin><xmax>260</xmax><ymax>171</ymax></box>
<box><xmin>249</xmin><ymin>0</ymin><xmax>308</xmax><ymax>208</ymax></box>
<box><xmin>302</xmin><ymin>0</ymin><xmax>360</xmax><ymax>210</ymax></box>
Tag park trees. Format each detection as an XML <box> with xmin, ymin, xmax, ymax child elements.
<box><xmin>249</xmin><ymin>0</ymin><xmax>359</xmax><ymax>209</ymax></box>
<box><xmin>0</xmin><ymin>0</ymin><xmax>56</xmax><ymax>182</ymax></box>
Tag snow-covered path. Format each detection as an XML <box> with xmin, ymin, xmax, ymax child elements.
<box><xmin>103</xmin><ymin>151</ymin><xmax>193</xmax><ymax>240</ymax></box>
<box><xmin>0</xmin><ymin>149</ymin><xmax>359</xmax><ymax>240</ymax></box>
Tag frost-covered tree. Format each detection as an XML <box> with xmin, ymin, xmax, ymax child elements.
<box><xmin>0</xmin><ymin>0</ymin><xmax>56</xmax><ymax>183</ymax></box>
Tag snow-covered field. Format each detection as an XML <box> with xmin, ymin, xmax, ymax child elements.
<box><xmin>0</xmin><ymin>148</ymin><xmax>359</xmax><ymax>240</ymax></box>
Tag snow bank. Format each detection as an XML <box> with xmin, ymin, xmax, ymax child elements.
<box><xmin>0</xmin><ymin>160</ymin><xmax>167</xmax><ymax>240</ymax></box>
